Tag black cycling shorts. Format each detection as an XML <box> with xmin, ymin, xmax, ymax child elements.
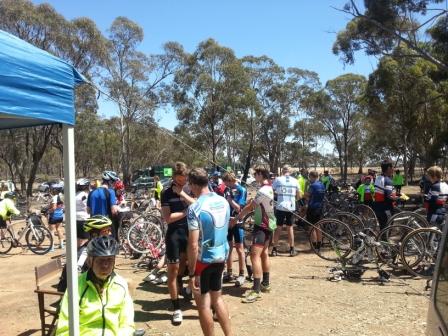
<box><xmin>0</xmin><ymin>217</ymin><xmax>6</xmax><ymax>229</ymax></box>
<box><xmin>252</xmin><ymin>225</ymin><xmax>272</xmax><ymax>247</ymax></box>
<box><xmin>76</xmin><ymin>220</ymin><xmax>89</xmax><ymax>240</ymax></box>
<box><xmin>165</xmin><ymin>225</ymin><xmax>188</xmax><ymax>264</ymax></box>
<box><xmin>306</xmin><ymin>207</ymin><xmax>323</xmax><ymax>227</ymax></box>
<box><xmin>48</xmin><ymin>217</ymin><xmax>63</xmax><ymax>225</ymax></box>
<box><xmin>196</xmin><ymin>262</ymin><xmax>225</xmax><ymax>294</ymax></box>
<box><xmin>275</xmin><ymin>209</ymin><xmax>293</xmax><ymax>226</ymax></box>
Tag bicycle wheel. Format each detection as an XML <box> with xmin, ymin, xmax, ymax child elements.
<box><xmin>26</xmin><ymin>225</ymin><xmax>53</xmax><ymax>255</ymax></box>
<box><xmin>127</xmin><ymin>217</ymin><xmax>163</xmax><ymax>254</ymax></box>
<box><xmin>376</xmin><ymin>224</ymin><xmax>413</xmax><ymax>270</ymax></box>
<box><xmin>0</xmin><ymin>227</ymin><xmax>14</xmax><ymax>254</ymax></box>
<box><xmin>387</xmin><ymin>211</ymin><xmax>428</xmax><ymax>229</ymax></box>
<box><xmin>400</xmin><ymin>227</ymin><xmax>442</xmax><ymax>278</ymax></box>
<box><xmin>352</xmin><ymin>204</ymin><xmax>378</xmax><ymax>230</ymax></box>
<box><xmin>309</xmin><ymin>219</ymin><xmax>354</xmax><ymax>261</ymax></box>
<box><xmin>330</xmin><ymin>212</ymin><xmax>364</xmax><ymax>234</ymax></box>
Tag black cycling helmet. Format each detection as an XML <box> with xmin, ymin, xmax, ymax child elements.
<box><xmin>3</xmin><ymin>192</ymin><xmax>15</xmax><ymax>200</ymax></box>
<box><xmin>87</xmin><ymin>236</ymin><xmax>119</xmax><ymax>257</ymax></box>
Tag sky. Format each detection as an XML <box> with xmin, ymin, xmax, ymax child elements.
<box><xmin>33</xmin><ymin>0</ymin><xmax>377</xmax><ymax>130</ymax></box>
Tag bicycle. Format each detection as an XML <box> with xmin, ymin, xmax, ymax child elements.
<box><xmin>0</xmin><ymin>213</ymin><xmax>53</xmax><ymax>255</ymax></box>
<box><xmin>126</xmin><ymin>214</ymin><xmax>164</xmax><ymax>255</ymax></box>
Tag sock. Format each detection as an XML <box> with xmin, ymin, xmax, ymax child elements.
<box><xmin>253</xmin><ymin>278</ymin><xmax>261</xmax><ymax>293</ymax></box>
<box><xmin>172</xmin><ymin>299</ymin><xmax>180</xmax><ymax>310</ymax></box>
<box><xmin>262</xmin><ymin>272</ymin><xmax>269</xmax><ymax>285</ymax></box>
<box><xmin>246</xmin><ymin>265</ymin><xmax>253</xmax><ymax>277</ymax></box>
<box><xmin>227</xmin><ymin>269</ymin><xmax>232</xmax><ymax>276</ymax></box>
<box><xmin>289</xmin><ymin>246</ymin><xmax>294</xmax><ymax>251</ymax></box>
<box><xmin>239</xmin><ymin>270</ymin><xmax>244</xmax><ymax>276</ymax></box>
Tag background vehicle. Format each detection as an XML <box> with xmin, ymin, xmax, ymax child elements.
<box><xmin>37</xmin><ymin>180</ymin><xmax>64</xmax><ymax>192</ymax></box>
<box><xmin>131</xmin><ymin>176</ymin><xmax>155</xmax><ymax>191</ymax></box>
<box><xmin>426</xmin><ymin>220</ymin><xmax>448</xmax><ymax>336</ymax></box>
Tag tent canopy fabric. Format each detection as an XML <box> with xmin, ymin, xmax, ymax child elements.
<box><xmin>0</xmin><ymin>29</ymin><xmax>86</xmax><ymax>129</ymax></box>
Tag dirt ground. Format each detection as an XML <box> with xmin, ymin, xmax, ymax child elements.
<box><xmin>0</xmin><ymin>231</ymin><xmax>429</xmax><ymax>336</ymax></box>
<box><xmin>0</xmin><ymin>185</ymin><xmax>430</xmax><ymax>336</ymax></box>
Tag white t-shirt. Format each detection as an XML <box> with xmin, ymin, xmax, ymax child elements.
<box><xmin>75</xmin><ymin>191</ymin><xmax>89</xmax><ymax>221</ymax></box>
<box><xmin>272</xmin><ymin>175</ymin><xmax>298</xmax><ymax>211</ymax></box>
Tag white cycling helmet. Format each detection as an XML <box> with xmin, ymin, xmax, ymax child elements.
<box><xmin>76</xmin><ymin>178</ymin><xmax>90</xmax><ymax>186</ymax></box>
<box><xmin>102</xmin><ymin>170</ymin><xmax>119</xmax><ymax>182</ymax></box>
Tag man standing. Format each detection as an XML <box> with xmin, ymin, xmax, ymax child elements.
<box><xmin>374</xmin><ymin>160</ymin><xmax>396</xmax><ymax>230</ymax></box>
<box><xmin>392</xmin><ymin>170</ymin><xmax>404</xmax><ymax>195</ymax></box>
<box><xmin>306</xmin><ymin>171</ymin><xmax>326</xmax><ymax>250</ymax></box>
<box><xmin>233</xmin><ymin>165</ymin><xmax>276</xmax><ymax>303</ymax></box>
<box><xmin>161</xmin><ymin>162</ymin><xmax>195</xmax><ymax>325</ymax></box>
<box><xmin>187</xmin><ymin>168</ymin><xmax>233</xmax><ymax>336</ymax></box>
<box><xmin>271</xmin><ymin>165</ymin><xmax>300</xmax><ymax>257</ymax></box>
<box><xmin>87</xmin><ymin>170</ymin><xmax>119</xmax><ymax>219</ymax></box>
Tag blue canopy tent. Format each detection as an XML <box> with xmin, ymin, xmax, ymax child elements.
<box><xmin>0</xmin><ymin>29</ymin><xmax>86</xmax><ymax>335</ymax></box>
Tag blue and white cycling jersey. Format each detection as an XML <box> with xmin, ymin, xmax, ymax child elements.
<box><xmin>272</xmin><ymin>175</ymin><xmax>298</xmax><ymax>211</ymax></box>
<box><xmin>187</xmin><ymin>192</ymin><xmax>230</xmax><ymax>264</ymax></box>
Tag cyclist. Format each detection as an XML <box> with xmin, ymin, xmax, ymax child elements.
<box><xmin>57</xmin><ymin>215</ymin><xmax>113</xmax><ymax>292</ymax></box>
<box><xmin>356</xmin><ymin>175</ymin><xmax>375</xmax><ymax>208</ymax></box>
<box><xmin>56</xmin><ymin>236</ymin><xmax>135</xmax><ymax>336</ymax></box>
<box><xmin>76</xmin><ymin>178</ymin><xmax>91</xmax><ymax>248</ymax></box>
<box><xmin>233</xmin><ymin>165</ymin><xmax>276</xmax><ymax>303</ymax></box>
<box><xmin>114</xmin><ymin>180</ymin><xmax>126</xmax><ymax>205</ymax></box>
<box><xmin>48</xmin><ymin>187</ymin><xmax>65</xmax><ymax>251</ymax></box>
<box><xmin>271</xmin><ymin>165</ymin><xmax>301</xmax><ymax>257</ymax></box>
<box><xmin>153</xmin><ymin>176</ymin><xmax>163</xmax><ymax>208</ymax></box>
<box><xmin>320</xmin><ymin>170</ymin><xmax>331</xmax><ymax>191</ymax></box>
<box><xmin>161</xmin><ymin>162</ymin><xmax>195</xmax><ymax>325</ymax></box>
<box><xmin>306</xmin><ymin>171</ymin><xmax>326</xmax><ymax>250</ymax></box>
<box><xmin>187</xmin><ymin>168</ymin><xmax>233</xmax><ymax>336</ymax></box>
<box><xmin>373</xmin><ymin>160</ymin><xmax>396</xmax><ymax>230</ymax></box>
<box><xmin>222</xmin><ymin>171</ymin><xmax>247</xmax><ymax>286</ymax></box>
<box><xmin>0</xmin><ymin>192</ymin><xmax>20</xmax><ymax>230</ymax></box>
<box><xmin>425</xmin><ymin>166</ymin><xmax>448</xmax><ymax>226</ymax></box>
<box><xmin>392</xmin><ymin>170</ymin><xmax>404</xmax><ymax>195</ymax></box>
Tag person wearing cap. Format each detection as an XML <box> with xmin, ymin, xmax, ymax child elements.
<box><xmin>56</xmin><ymin>236</ymin><xmax>135</xmax><ymax>336</ymax></box>
<box><xmin>356</xmin><ymin>176</ymin><xmax>375</xmax><ymax>207</ymax></box>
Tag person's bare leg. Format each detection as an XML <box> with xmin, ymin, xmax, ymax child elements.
<box><xmin>226</xmin><ymin>244</ymin><xmax>233</xmax><ymax>274</ymax></box>
<box><xmin>167</xmin><ymin>263</ymin><xmax>180</xmax><ymax>300</ymax></box>
<box><xmin>250</xmin><ymin>245</ymin><xmax>263</xmax><ymax>280</ymax></box>
<box><xmin>235</xmin><ymin>243</ymin><xmax>245</xmax><ymax>274</ymax></box>
<box><xmin>211</xmin><ymin>291</ymin><xmax>233</xmax><ymax>336</ymax></box>
<box><xmin>287</xmin><ymin>225</ymin><xmax>294</xmax><ymax>248</ymax></box>
<box><xmin>273</xmin><ymin>226</ymin><xmax>281</xmax><ymax>249</ymax></box>
<box><xmin>196</xmin><ymin>292</ymin><xmax>214</xmax><ymax>336</ymax></box>
<box><xmin>261</xmin><ymin>245</ymin><xmax>270</xmax><ymax>273</ymax></box>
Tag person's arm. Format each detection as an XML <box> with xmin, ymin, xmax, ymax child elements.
<box><xmin>118</xmin><ymin>281</ymin><xmax>135</xmax><ymax>336</ymax></box>
<box><xmin>162</xmin><ymin>206</ymin><xmax>187</xmax><ymax>224</ymax></box>
<box><xmin>109</xmin><ymin>189</ymin><xmax>118</xmax><ymax>215</ymax></box>
<box><xmin>231</xmin><ymin>199</ymin><xmax>255</xmax><ymax>226</ymax></box>
<box><xmin>174</xmin><ymin>186</ymin><xmax>196</xmax><ymax>205</ymax></box>
<box><xmin>187</xmin><ymin>206</ymin><xmax>200</xmax><ymax>291</ymax></box>
<box><xmin>6</xmin><ymin>200</ymin><xmax>20</xmax><ymax>216</ymax></box>
<box><xmin>55</xmin><ymin>291</ymin><xmax>69</xmax><ymax>336</ymax></box>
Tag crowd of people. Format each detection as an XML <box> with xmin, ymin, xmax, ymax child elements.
<box><xmin>1</xmin><ymin>160</ymin><xmax>447</xmax><ymax>336</ymax></box>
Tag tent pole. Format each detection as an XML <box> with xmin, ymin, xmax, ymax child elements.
<box><xmin>62</xmin><ymin>124</ymin><xmax>79</xmax><ymax>336</ymax></box>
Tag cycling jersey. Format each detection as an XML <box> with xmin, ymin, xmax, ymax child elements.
<box><xmin>374</xmin><ymin>175</ymin><xmax>394</xmax><ymax>204</ymax></box>
<box><xmin>297</xmin><ymin>175</ymin><xmax>309</xmax><ymax>195</ymax></box>
<box><xmin>233</xmin><ymin>183</ymin><xmax>247</xmax><ymax>208</ymax></box>
<box><xmin>426</xmin><ymin>181</ymin><xmax>448</xmax><ymax>223</ymax></box>
<box><xmin>0</xmin><ymin>198</ymin><xmax>20</xmax><ymax>220</ymax></box>
<box><xmin>253</xmin><ymin>184</ymin><xmax>276</xmax><ymax>231</ymax></box>
<box><xmin>357</xmin><ymin>183</ymin><xmax>375</xmax><ymax>203</ymax></box>
<box><xmin>56</xmin><ymin>270</ymin><xmax>135</xmax><ymax>336</ymax></box>
<box><xmin>87</xmin><ymin>187</ymin><xmax>117</xmax><ymax>217</ymax></box>
<box><xmin>154</xmin><ymin>181</ymin><xmax>163</xmax><ymax>200</ymax></box>
<box><xmin>188</xmin><ymin>192</ymin><xmax>230</xmax><ymax>264</ymax></box>
<box><xmin>308</xmin><ymin>181</ymin><xmax>325</xmax><ymax>209</ymax></box>
<box><xmin>392</xmin><ymin>173</ymin><xmax>404</xmax><ymax>186</ymax></box>
<box><xmin>76</xmin><ymin>191</ymin><xmax>89</xmax><ymax>221</ymax></box>
<box><xmin>272</xmin><ymin>175</ymin><xmax>298</xmax><ymax>211</ymax></box>
<box><xmin>161</xmin><ymin>185</ymin><xmax>188</xmax><ymax>229</ymax></box>
<box><xmin>320</xmin><ymin>175</ymin><xmax>331</xmax><ymax>190</ymax></box>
